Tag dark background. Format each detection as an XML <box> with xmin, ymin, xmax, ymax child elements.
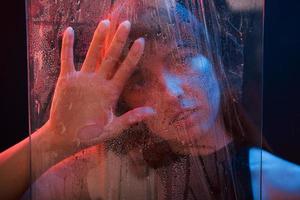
<box><xmin>1</xmin><ymin>1</ymin><xmax>300</xmax><ymax>164</ymax></box>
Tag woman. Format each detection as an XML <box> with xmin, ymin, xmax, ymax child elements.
<box><xmin>1</xmin><ymin>0</ymin><xmax>300</xmax><ymax>199</ymax></box>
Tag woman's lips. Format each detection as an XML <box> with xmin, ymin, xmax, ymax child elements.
<box><xmin>169</xmin><ymin>107</ymin><xmax>201</xmax><ymax>126</ymax></box>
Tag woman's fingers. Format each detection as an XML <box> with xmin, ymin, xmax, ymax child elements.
<box><xmin>87</xmin><ymin>107</ymin><xmax>156</xmax><ymax>145</ymax></box>
<box><xmin>97</xmin><ymin>20</ymin><xmax>131</xmax><ymax>78</ymax></box>
<box><xmin>81</xmin><ymin>20</ymin><xmax>110</xmax><ymax>73</ymax></box>
<box><xmin>113</xmin><ymin>37</ymin><xmax>145</xmax><ymax>90</ymax></box>
<box><xmin>60</xmin><ymin>27</ymin><xmax>75</xmax><ymax>76</ymax></box>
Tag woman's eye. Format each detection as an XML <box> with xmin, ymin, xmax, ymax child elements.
<box><xmin>132</xmin><ymin>78</ymin><xmax>145</xmax><ymax>88</ymax></box>
<box><xmin>169</xmin><ymin>52</ymin><xmax>194</xmax><ymax>70</ymax></box>
<box><xmin>128</xmin><ymin>71</ymin><xmax>147</xmax><ymax>90</ymax></box>
<box><xmin>179</xmin><ymin>55</ymin><xmax>192</xmax><ymax>65</ymax></box>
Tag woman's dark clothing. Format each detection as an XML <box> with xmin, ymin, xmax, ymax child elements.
<box><xmin>157</xmin><ymin>143</ymin><xmax>254</xmax><ymax>200</ymax></box>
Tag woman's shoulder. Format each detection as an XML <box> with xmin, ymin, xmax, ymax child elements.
<box><xmin>248</xmin><ymin>147</ymin><xmax>300</xmax><ymax>200</ymax></box>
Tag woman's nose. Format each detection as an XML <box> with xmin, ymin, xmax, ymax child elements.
<box><xmin>161</xmin><ymin>73</ymin><xmax>184</xmax><ymax>101</ymax></box>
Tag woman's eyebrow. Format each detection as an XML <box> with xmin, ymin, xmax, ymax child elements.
<box><xmin>131</xmin><ymin>67</ymin><xmax>152</xmax><ymax>77</ymax></box>
<box><xmin>165</xmin><ymin>42</ymin><xmax>198</xmax><ymax>58</ymax></box>
<box><xmin>140</xmin><ymin>67</ymin><xmax>152</xmax><ymax>76</ymax></box>
<box><xmin>176</xmin><ymin>39</ymin><xmax>197</xmax><ymax>49</ymax></box>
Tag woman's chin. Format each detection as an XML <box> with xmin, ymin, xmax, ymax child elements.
<box><xmin>159</xmin><ymin>125</ymin><xmax>211</xmax><ymax>155</ymax></box>
<box><xmin>178</xmin><ymin>123</ymin><xmax>209</xmax><ymax>142</ymax></box>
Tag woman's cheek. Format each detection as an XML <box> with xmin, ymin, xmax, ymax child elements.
<box><xmin>190</xmin><ymin>55</ymin><xmax>221</xmax><ymax>129</ymax></box>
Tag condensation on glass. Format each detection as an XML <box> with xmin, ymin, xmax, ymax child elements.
<box><xmin>26</xmin><ymin>0</ymin><xmax>264</xmax><ymax>199</ymax></box>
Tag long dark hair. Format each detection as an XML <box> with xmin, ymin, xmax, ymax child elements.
<box><xmin>104</xmin><ymin>0</ymin><xmax>268</xmax><ymax>168</ymax></box>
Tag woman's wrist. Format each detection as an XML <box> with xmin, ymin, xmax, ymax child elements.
<box><xmin>30</xmin><ymin>121</ymin><xmax>76</xmax><ymax>179</ymax></box>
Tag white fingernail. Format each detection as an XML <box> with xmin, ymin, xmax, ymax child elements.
<box><xmin>122</xmin><ymin>20</ymin><xmax>131</xmax><ymax>29</ymax></box>
<box><xmin>137</xmin><ymin>37</ymin><xmax>145</xmax><ymax>46</ymax></box>
<box><xmin>132</xmin><ymin>38</ymin><xmax>145</xmax><ymax>54</ymax></box>
<box><xmin>101</xmin><ymin>19</ymin><xmax>110</xmax><ymax>27</ymax></box>
<box><xmin>66</xmin><ymin>27</ymin><xmax>74</xmax><ymax>35</ymax></box>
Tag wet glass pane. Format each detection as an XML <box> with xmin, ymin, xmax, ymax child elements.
<box><xmin>26</xmin><ymin>0</ymin><xmax>264</xmax><ymax>199</ymax></box>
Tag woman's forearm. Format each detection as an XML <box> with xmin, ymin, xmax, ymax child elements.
<box><xmin>0</xmin><ymin>134</ymin><xmax>31</xmax><ymax>200</ymax></box>
<box><xmin>0</xmin><ymin>123</ymin><xmax>70</xmax><ymax>200</ymax></box>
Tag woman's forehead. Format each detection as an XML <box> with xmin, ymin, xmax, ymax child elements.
<box><xmin>111</xmin><ymin>1</ymin><xmax>209</xmax><ymax>71</ymax></box>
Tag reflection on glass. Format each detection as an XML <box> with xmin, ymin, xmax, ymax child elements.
<box><xmin>25</xmin><ymin>0</ymin><xmax>269</xmax><ymax>199</ymax></box>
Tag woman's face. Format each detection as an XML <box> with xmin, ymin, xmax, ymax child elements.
<box><xmin>122</xmin><ymin>37</ymin><xmax>221</xmax><ymax>148</ymax></box>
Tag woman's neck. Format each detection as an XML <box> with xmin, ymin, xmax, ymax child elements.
<box><xmin>170</xmin><ymin>119</ymin><xmax>233</xmax><ymax>156</ymax></box>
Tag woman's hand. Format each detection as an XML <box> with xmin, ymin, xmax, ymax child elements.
<box><xmin>0</xmin><ymin>20</ymin><xmax>156</xmax><ymax>200</ymax></box>
<box><xmin>45</xmin><ymin>20</ymin><xmax>155</xmax><ymax>155</ymax></box>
